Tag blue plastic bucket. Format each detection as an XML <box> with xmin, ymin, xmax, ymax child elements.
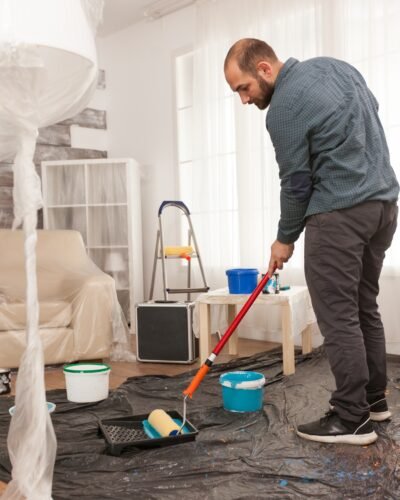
<box><xmin>219</xmin><ymin>371</ymin><xmax>265</xmax><ymax>412</ymax></box>
<box><xmin>226</xmin><ymin>268</ymin><xmax>259</xmax><ymax>294</ymax></box>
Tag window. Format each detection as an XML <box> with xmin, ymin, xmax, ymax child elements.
<box><xmin>175</xmin><ymin>50</ymin><xmax>239</xmax><ymax>277</ymax></box>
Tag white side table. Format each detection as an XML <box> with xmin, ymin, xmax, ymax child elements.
<box><xmin>196</xmin><ymin>286</ymin><xmax>315</xmax><ymax>375</ymax></box>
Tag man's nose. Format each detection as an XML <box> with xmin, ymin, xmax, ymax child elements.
<box><xmin>240</xmin><ymin>94</ymin><xmax>250</xmax><ymax>105</ymax></box>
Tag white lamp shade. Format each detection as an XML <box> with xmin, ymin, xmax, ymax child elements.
<box><xmin>0</xmin><ymin>0</ymin><xmax>99</xmax><ymax>161</ymax></box>
<box><xmin>0</xmin><ymin>0</ymin><xmax>97</xmax><ymax>61</ymax></box>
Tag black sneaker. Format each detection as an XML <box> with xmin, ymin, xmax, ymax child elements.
<box><xmin>367</xmin><ymin>394</ymin><xmax>392</xmax><ymax>422</ymax></box>
<box><xmin>329</xmin><ymin>395</ymin><xmax>392</xmax><ymax>422</ymax></box>
<box><xmin>296</xmin><ymin>410</ymin><xmax>377</xmax><ymax>445</ymax></box>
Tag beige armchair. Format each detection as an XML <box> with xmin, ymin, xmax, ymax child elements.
<box><xmin>0</xmin><ymin>229</ymin><xmax>116</xmax><ymax>368</ymax></box>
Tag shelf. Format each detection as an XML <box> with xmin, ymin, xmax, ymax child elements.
<box><xmin>47</xmin><ymin>203</ymin><xmax>128</xmax><ymax>208</ymax></box>
<box><xmin>42</xmin><ymin>158</ymin><xmax>143</xmax><ymax>332</ymax></box>
<box><xmin>47</xmin><ymin>204</ymin><xmax>87</xmax><ymax>208</ymax></box>
<box><xmin>88</xmin><ymin>203</ymin><xmax>128</xmax><ymax>207</ymax></box>
<box><xmin>87</xmin><ymin>245</ymin><xmax>129</xmax><ymax>249</ymax></box>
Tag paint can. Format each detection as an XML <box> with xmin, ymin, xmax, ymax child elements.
<box><xmin>63</xmin><ymin>363</ymin><xmax>111</xmax><ymax>402</ymax></box>
<box><xmin>226</xmin><ymin>269</ymin><xmax>259</xmax><ymax>294</ymax></box>
<box><xmin>219</xmin><ymin>371</ymin><xmax>265</xmax><ymax>412</ymax></box>
<box><xmin>274</xmin><ymin>273</ymin><xmax>280</xmax><ymax>294</ymax></box>
<box><xmin>262</xmin><ymin>274</ymin><xmax>277</xmax><ymax>294</ymax></box>
<box><xmin>9</xmin><ymin>402</ymin><xmax>56</xmax><ymax>416</ymax></box>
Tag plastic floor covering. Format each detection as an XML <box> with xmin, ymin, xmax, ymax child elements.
<box><xmin>0</xmin><ymin>347</ymin><xmax>399</xmax><ymax>499</ymax></box>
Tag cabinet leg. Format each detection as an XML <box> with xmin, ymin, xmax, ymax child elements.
<box><xmin>227</xmin><ymin>304</ymin><xmax>238</xmax><ymax>355</ymax></box>
<box><xmin>199</xmin><ymin>303</ymin><xmax>211</xmax><ymax>362</ymax></box>
<box><xmin>281</xmin><ymin>304</ymin><xmax>295</xmax><ymax>375</ymax></box>
<box><xmin>301</xmin><ymin>324</ymin><xmax>313</xmax><ymax>354</ymax></box>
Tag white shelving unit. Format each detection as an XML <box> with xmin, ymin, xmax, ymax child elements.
<box><xmin>41</xmin><ymin>158</ymin><xmax>144</xmax><ymax>332</ymax></box>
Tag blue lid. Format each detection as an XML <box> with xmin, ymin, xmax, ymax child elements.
<box><xmin>226</xmin><ymin>268</ymin><xmax>259</xmax><ymax>276</ymax></box>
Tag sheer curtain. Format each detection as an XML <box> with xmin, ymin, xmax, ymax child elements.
<box><xmin>187</xmin><ymin>0</ymin><xmax>326</xmax><ymax>290</ymax></box>
<box><xmin>181</xmin><ymin>0</ymin><xmax>400</xmax><ymax>346</ymax></box>
<box><xmin>187</xmin><ymin>0</ymin><xmax>400</xmax><ymax>280</ymax></box>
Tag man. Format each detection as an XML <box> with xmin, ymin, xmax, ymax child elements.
<box><xmin>224</xmin><ymin>38</ymin><xmax>399</xmax><ymax>446</ymax></box>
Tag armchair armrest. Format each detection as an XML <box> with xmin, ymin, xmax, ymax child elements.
<box><xmin>70</xmin><ymin>273</ymin><xmax>117</xmax><ymax>359</ymax></box>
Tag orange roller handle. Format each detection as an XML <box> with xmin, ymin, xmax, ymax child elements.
<box><xmin>183</xmin><ymin>363</ymin><xmax>210</xmax><ymax>398</ymax></box>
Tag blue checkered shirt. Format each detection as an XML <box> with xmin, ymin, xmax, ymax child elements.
<box><xmin>266</xmin><ymin>57</ymin><xmax>399</xmax><ymax>244</ymax></box>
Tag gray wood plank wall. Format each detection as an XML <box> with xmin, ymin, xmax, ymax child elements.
<box><xmin>0</xmin><ymin>71</ymin><xmax>107</xmax><ymax>229</ymax></box>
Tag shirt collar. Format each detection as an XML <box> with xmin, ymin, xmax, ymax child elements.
<box><xmin>274</xmin><ymin>57</ymin><xmax>299</xmax><ymax>90</ymax></box>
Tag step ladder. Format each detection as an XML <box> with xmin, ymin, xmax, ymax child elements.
<box><xmin>149</xmin><ymin>201</ymin><xmax>209</xmax><ymax>301</ymax></box>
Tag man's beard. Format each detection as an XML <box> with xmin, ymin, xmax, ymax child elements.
<box><xmin>253</xmin><ymin>77</ymin><xmax>274</xmax><ymax>110</ymax></box>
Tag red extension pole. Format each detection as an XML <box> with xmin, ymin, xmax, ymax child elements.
<box><xmin>183</xmin><ymin>271</ymin><xmax>272</xmax><ymax>398</ymax></box>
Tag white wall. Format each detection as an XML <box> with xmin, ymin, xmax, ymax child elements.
<box><xmin>70</xmin><ymin>84</ymin><xmax>109</xmax><ymax>151</ymax></box>
<box><xmin>98</xmin><ymin>6</ymin><xmax>195</xmax><ymax>300</ymax></box>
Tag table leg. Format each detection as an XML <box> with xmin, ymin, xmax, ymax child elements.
<box><xmin>199</xmin><ymin>302</ymin><xmax>211</xmax><ymax>361</ymax></box>
<box><xmin>301</xmin><ymin>324</ymin><xmax>313</xmax><ymax>354</ymax></box>
<box><xmin>281</xmin><ymin>303</ymin><xmax>295</xmax><ymax>375</ymax></box>
<box><xmin>227</xmin><ymin>304</ymin><xmax>238</xmax><ymax>355</ymax></box>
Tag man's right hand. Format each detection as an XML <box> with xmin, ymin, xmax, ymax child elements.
<box><xmin>268</xmin><ymin>240</ymin><xmax>294</xmax><ymax>277</ymax></box>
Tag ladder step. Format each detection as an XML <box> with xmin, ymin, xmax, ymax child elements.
<box><xmin>159</xmin><ymin>254</ymin><xmax>199</xmax><ymax>259</ymax></box>
<box><xmin>166</xmin><ymin>287</ymin><xmax>210</xmax><ymax>294</ymax></box>
<box><xmin>164</xmin><ymin>245</ymin><xmax>194</xmax><ymax>256</ymax></box>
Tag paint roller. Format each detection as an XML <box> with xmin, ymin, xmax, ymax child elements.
<box><xmin>147</xmin><ymin>409</ymin><xmax>182</xmax><ymax>436</ymax></box>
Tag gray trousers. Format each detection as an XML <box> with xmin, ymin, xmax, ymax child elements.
<box><xmin>304</xmin><ymin>200</ymin><xmax>398</xmax><ymax>422</ymax></box>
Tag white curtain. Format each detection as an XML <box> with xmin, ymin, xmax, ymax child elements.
<box><xmin>186</xmin><ymin>0</ymin><xmax>326</xmax><ymax>289</ymax></box>
<box><xmin>187</xmin><ymin>0</ymin><xmax>400</xmax><ymax>279</ymax></box>
<box><xmin>179</xmin><ymin>0</ymin><xmax>400</xmax><ymax>348</ymax></box>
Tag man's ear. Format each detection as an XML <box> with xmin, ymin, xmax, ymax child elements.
<box><xmin>257</xmin><ymin>61</ymin><xmax>273</xmax><ymax>80</ymax></box>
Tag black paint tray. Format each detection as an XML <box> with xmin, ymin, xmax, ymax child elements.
<box><xmin>99</xmin><ymin>410</ymin><xmax>198</xmax><ymax>455</ymax></box>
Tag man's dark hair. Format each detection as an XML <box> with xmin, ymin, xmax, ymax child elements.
<box><xmin>224</xmin><ymin>38</ymin><xmax>278</xmax><ymax>75</ymax></box>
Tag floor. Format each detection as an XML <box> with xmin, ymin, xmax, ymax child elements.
<box><xmin>0</xmin><ymin>334</ymin><xmax>279</xmax><ymax>494</ymax></box>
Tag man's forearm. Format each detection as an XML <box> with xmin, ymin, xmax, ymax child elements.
<box><xmin>277</xmin><ymin>191</ymin><xmax>309</xmax><ymax>244</ymax></box>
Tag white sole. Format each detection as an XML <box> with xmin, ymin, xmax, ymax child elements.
<box><xmin>370</xmin><ymin>410</ymin><xmax>392</xmax><ymax>422</ymax></box>
<box><xmin>296</xmin><ymin>429</ymin><xmax>378</xmax><ymax>445</ymax></box>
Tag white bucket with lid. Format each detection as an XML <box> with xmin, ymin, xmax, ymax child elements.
<box><xmin>63</xmin><ymin>363</ymin><xmax>111</xmax><ymax>403</ymax></box>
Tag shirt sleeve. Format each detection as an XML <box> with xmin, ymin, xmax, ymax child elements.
<box><xmin>267</xmin><ymin>104</ymin><xmax>312</xmax><ymax>244</ymax></box>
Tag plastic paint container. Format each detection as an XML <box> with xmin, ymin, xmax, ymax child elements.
<box><xmin>63</xmin><ymin>363</ymin><xmax>111</xmax><ymax>403</ymax></box>
<box><xmin>219</xmin><ymin>371</ymin><xmax>265</xmax><ymax>412</ymax></box>
<box><xmin>226</xmin><ymin>268</ymin><xmax>259</xmax><ymax>294</ymax></box>
<box><xmin>9</xmin><ymin>402</ymin><xmax>56</xmax><ymax>417</ymax></box>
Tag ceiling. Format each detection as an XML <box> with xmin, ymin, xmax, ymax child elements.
<box><xmin>98</xmin><ymin>0</ymin><xmax>171</xmax><ymax>37</ymax></box>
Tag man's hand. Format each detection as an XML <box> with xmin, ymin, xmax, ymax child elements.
<box><xmin>268</xmin><ymin>240</ymin><xmax>294</xmax><ymax>277</ymax></box>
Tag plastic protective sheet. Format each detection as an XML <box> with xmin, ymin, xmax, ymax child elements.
<box><xmin>0</xmin><ymin>228</ymin><xmax>131</xmax><ymax>368</ymax></box>
<box><xmin>0</xmin><ymin>347</ymin><xmax>399</xmax><ymax>499</ymax></box>
<box><xmin>42</xmin><ymin>158</ymin><xmax>141</xmax><ymax>336</ymax></box>
<box><xmin>0</xmin><ymin>1</ymin><xmax>132</xmax><ymax>363</ymax></box>
<box><xmin>0</xmin><ymin>1</ymin><xmax>136</xmax><ymax>498</ymax></box>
